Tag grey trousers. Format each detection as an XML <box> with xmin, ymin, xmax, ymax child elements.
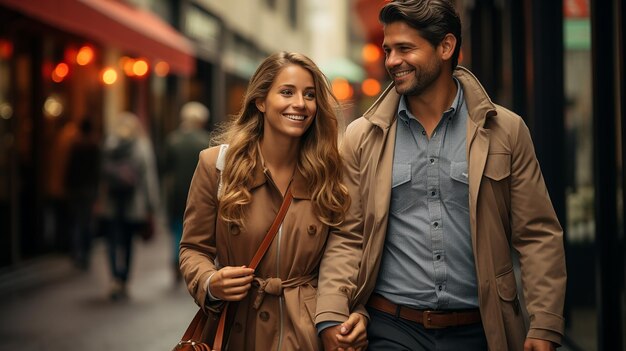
<box><xmin>366</xmin><ymin>306</ymin><xmax>489</xmax><ymax>351</ymax></box>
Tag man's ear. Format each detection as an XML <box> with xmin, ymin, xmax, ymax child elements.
<box><xmin>255</xmin><ymin>98</ymin><xmax>266</xmax><ymax>113</ymax></box>
<box><xmin>439</xmin><ymin>33</ymin><xmax>457</xmax><ymax>61</ymax></box>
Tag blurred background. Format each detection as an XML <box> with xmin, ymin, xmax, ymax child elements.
<box><xmin>0</xmin><ymin>0</ymin><xmax>623</xmax><ymax>350</ymax></box>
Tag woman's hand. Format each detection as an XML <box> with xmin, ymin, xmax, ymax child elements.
<box><xmin>209</xmin><ymin>266</ymin><xmax>255</xmax><ymax>301</ymax></box>
<box><xmin>321</xmin><ymin>312</ymin><xmax>368</xmax><ymax>351</ymax></box>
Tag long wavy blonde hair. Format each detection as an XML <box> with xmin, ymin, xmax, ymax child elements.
<box><xmin>213</xmin><ymin>51</ymin><xmax>349</xmax><ymax>228</ymax></box>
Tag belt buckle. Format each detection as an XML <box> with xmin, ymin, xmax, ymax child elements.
<box><xmin>422</xmin><ymin>310</ymin><xmax>446</xmax><ymax>329</ymax></box>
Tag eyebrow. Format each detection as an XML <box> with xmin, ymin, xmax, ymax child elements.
<box><xmin>382</xmin><ymin>41</ymin><xmax>415</xmax><ymax>48</ymax></box>
<box><xmin>277</xmin><ymin>84</ymin><xmax>315</xmax><ymax>90</ymax></box>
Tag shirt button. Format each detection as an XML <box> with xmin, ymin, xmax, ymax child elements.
<box><xmin>433</xmin><ymin>222</ymin><xmax>439</xmax><ymax>227</ymax></box>
<box><xmin>436</xmin><ymin>254</ymin><xmax>441</xmax><ymax>260</ymax></box>
<box><xmin>438</xmin><ymin>285</ymin><xmax>443</xmax><ymax>291</ymax></box>
<box><xmin>307</xmin><ymin>224</ymin><xmax>317</xmax><ymax>235</ymax></box>
<box><xmin>232</xmin><ymin>322</ymin><xmax>243</xmax><ymax>333</ymax></box>
<box><xmin>259</xmin><ymin>311</ymin><xmax>270</xmax><ymax>321</ymax></box>
<box><xmin>429</xmin><ymin>158</ymin><xmax>435</xmax><ymax>164</ymax></box>
<box><xmin>421</xmin><ymin>130</ymin><xmax>426</xmax><ymax>135</ymax></box>
<box><xmin>431</xmin><ymin>191</ymin><xmax>436</xmax><ymax>196</ymax></box>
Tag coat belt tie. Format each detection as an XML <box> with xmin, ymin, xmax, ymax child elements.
<box><xmin>252</xmin><ymin>275</ymin><xmax>317</xmax><ymax>309</ymax></box>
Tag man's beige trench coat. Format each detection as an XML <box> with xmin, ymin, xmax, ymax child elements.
<box><xmin>180</xmin><ymin>146</ymin><xmax>327</xmax><ymax>350</ymax></box>
<box><xmin>315</xmin><ymin>67</ymin><xmax>566</xmax><ymax>350</ymax></box>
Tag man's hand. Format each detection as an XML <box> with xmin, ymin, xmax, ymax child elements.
<box><xmin>524</xmin><ymin>338</ymin><xmax>556</xmax><ymax>351</ymax></box>
<box><xmin>209</xmin><ymin>266</ymin><xmax>254</xmax><ymax>301</ymax></box>
<box><xmin>321</xmin><ymin>313</ymin><xmax>368</xmax><ymax>351</ymax></box>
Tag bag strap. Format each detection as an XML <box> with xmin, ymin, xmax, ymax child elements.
<box><xmin>179</xmin><ymin>188</ymin><xmax>294</xmax><ymax>351</ymax></box>
<box><xmin>215</xmin><ymin>144</ymin><xmax>229</xmax><ymax>200</ymax></box>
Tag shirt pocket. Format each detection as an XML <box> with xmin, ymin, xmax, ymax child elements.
<box><xmin>448</xmin><ymin>161</ymin><xmax>469</xmax><ymax>211</ymax></box>
<box><xmin>390</xmin><ymin>163</ymin><xmax>417</xmax><ymax>214</ymax></box>
<box><xmin>450</xmin><ymin>161</ymin><xmax>469</xmax><ymax>185</ymax></box>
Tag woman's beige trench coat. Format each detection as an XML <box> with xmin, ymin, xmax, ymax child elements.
<box><xmin>180</xmin><ymin>145</ymin><xmax>326</xmax><ymax>350</ymax></box>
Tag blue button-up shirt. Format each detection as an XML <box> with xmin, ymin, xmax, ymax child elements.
<box><xmin>374</xmin><ymin>79</ymin><xmax>478</xmax><ymax>310</ymax></box>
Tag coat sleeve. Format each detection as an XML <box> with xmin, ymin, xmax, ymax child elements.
<box><xmin>179</xmin><ymin>147</ymin><xmax>220</xmax><ymax>312</ymax></box>
<box><xmin>509</xmin><ymin>119</ymin><xmax>566</xmax><ymax>345</ymax></box>
<box><xmin>315</xmin><ymin>122</ymin><xmax>367</xmax><ymax>325</ymax></box>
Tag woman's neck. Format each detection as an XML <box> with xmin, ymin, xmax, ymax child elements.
<box><xmin>258</xmin><ymin>138</ymin><xmax>299</xmax><ymax>195</ymax></box>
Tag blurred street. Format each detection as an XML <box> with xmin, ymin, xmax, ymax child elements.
<box><xmin>0</xmin><ymin>228</ymin><xmax>197</xmax><ymax>351</ymax></box>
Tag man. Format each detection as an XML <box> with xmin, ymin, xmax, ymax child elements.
<box><xmin>163</xmin><ymin>102</ymin><xmax>211</xmax><ymax>283</ymax></box>
<box><xmin>315</xmin><ymin>1</ymin><xmax>566</xmax><ymax>350</ymax></box>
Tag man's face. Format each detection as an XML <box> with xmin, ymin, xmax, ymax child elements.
<box><xmin>382</xmin><ymin>21</ymin><xmax>442</xmax><ymax>96</ymax></box>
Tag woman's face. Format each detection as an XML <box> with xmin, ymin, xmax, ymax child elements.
<box><xmin>256</xmin><ymin>64</ymin><xmax>317</xmax><ymax>143</ymax></box>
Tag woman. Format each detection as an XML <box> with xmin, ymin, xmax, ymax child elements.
<box><xmin>179</xmin><ymin>52</ymin><xmax>367</xmax><ymax>350</ymax></box>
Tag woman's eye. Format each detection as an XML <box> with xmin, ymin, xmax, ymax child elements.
<box><xmin>280</xmin><ymin>89</ymin><xmax>293</xmax><ymax>95</ymax></box>
<box><xmin>304</xmin><ymin>91</ymin><xmax>316</xmax><ymax>99</ymax></box>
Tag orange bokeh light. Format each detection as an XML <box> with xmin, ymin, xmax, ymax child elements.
<box><xmin>362</xmin><ymin>43</ymin><xmax>381</xmax><ymax>63</ymax></box>
<box><xmin>362</xmin><ymin>78</ymin><xmax>381</xmax><ymax>97</ymax></box>
<box><xmin>154</xmin><ymin>61</ymin><xmax>169</xmax><ymax>77</ymax></box>
<box><xmin>52</xmin><ymin>62</ymin><xmax>69</xmax><ymax>82</ymax></box>
<box><xmin>0</xmin><ymin>39</ymin><xmax>13</xmax><ymax>59</ymax></box>
<box><xmin>101</xmin><ymin>68</ymin><xmax>118</xmax><ymax>85</ymax></box>
<box><xmin>121</xmin><ymin>57</ymin><xmax>135</xmax><ymax>77</ymax></box>
<box><xmin>54</xmin><ymin>63</ymin><xmax>69</xmax><ymax>77</ymax></box>
<box><xmin>332</xmin><ymin>78</ymin><xmax>353</xmax><ymax>101</ymax></box>
<box><xmin>76</xmin><ymin>46</ymin><xmax>94</xmax><ymax>65</ymax></box>
<box><xmin>51</xmin><ymin>72</ymin><xmax>64</xmax><ymax>83</ymax></box>
<box><xmin>132</xmin><ymin>59</ymin><xmax>149</xmax><ymax>77</ymax></box>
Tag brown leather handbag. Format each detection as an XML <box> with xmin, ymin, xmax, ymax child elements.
<box><xmin>173</xmin><ymin>190</ymin><xmax>293</xmax><ymax>351</ymax></box>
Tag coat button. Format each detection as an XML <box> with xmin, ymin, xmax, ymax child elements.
<box><xmin>307</xmin><ymin>224</ymin><xmax>317</xmax><ymax>235</ymax></box>
<box><xmin>259</xmin><ymin>311</ymin><xmax>270</xmax><ymax>321</ymax></box>
<box><xmin>232</xmin><ymin>322</ymin><xmax>242</xmax><ymax>333</ymax></box>
<box><xmin>229</xmin><ymin>224</ymin><xmax>240</xmax><ymax>235</ymax></box>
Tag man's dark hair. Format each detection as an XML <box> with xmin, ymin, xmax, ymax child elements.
<box><xmin>379</xmin><ymin>0</ymin><xmax>462</xmax><ymax>69</ymax></box>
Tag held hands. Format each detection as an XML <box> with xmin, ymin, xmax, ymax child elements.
<box><xmin>321</xmin><ymin>313</ymin><xmax>369</xmax><ymax>351</ymax></box>
<box><xmin>209</xmin><ymin>266</ymin><xmax>255</xmax><ymax>301</ymax></box>
<box><xmin>524</xmin><ymin>338</ymin><xmax>556</xmax><ymax>351</ymax></box>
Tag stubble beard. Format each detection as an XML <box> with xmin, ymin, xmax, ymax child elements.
<box><xmin>394</xmin><ymin>60</ymin><xmax>442</xmax><ymax>97</ymax></box>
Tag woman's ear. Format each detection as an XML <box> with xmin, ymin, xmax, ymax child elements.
<box><xmin>255</xmin><ymin>98</ymin><xmax>266</xmax><ymax>113</ymax></box>
<box><xmin>439</xmin><ymin>33</ymin><xmax>457</xmax><ymax>61</ymax></box>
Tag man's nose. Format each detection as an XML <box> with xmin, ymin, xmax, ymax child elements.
<box><xmin>386</xmin><ymin>51</ymin><xmax>401</xmax><ymax>68</ymax></box>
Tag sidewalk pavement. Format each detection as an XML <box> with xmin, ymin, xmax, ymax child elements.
<box><xmin>0</xmin><ymin>228</ymin><xmax>199</xmax><ymax>351</ymax></box>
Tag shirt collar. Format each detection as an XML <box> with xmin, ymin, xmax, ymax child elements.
<box><xmin>396</xmin><ymin>77</ymin><xmax>463</xmax><ymax>124</ymax></box>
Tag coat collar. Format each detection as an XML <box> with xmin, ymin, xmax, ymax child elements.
<box><xmin>363</xmin><ymin>66</ymin><xmax>497</xmax><ymax>129</ymax></box>
<box><xmin>249</xmin><ymin>150</ymin><xmax>310</xmax><ymax>200</ymax></box>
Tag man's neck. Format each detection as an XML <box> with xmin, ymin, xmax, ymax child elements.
<box><xmin>406</xmin><ymin>75</ymin><xmax>457</xmax><ymax>137</ymax></box>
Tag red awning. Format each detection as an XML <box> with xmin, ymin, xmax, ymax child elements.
<box><xmin>1</xmin><ymin>0</ymin><xmax>195</xmax><ymax>75</ymax></box>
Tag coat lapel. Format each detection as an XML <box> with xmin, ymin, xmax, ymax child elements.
<box><xmin>374</xmin><ymin>120</ymin><xmax>396</xmax><ymax>225</ymax></box>
<box><xmin>467</xmin><ymin>119</ymin><xmax>490</xmax><ymax>247</ymax></box>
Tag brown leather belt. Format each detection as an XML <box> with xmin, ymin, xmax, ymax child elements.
<box><xmin>367</xmin><ymin>294</ymin><xmax>482</xmax><ymax>329</ymax></box>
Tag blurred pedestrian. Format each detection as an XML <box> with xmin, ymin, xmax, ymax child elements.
<box><xmin>65</xmin><ymin>117</ymin><xmax>101</xmax><ymax>270</ymax></box>
<box><xmin>179</xmin><ymin>52</ymin><xmax>367</xmax><ymax>350</ymax></box>
<box><xmin>163</xmin><ymin>102</ymin><xmax>210</xmax><ymax>284</ymax></box>
<box><xmin>98</xmin><ymin>112</ymin><xmax>159</xmax><ymax>300</ymax></box>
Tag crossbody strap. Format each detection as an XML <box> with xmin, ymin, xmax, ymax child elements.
<box><xmin>181</xmin><ymin>188</ymin><xmax>294</xmax><ymax>350</ymax></box>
